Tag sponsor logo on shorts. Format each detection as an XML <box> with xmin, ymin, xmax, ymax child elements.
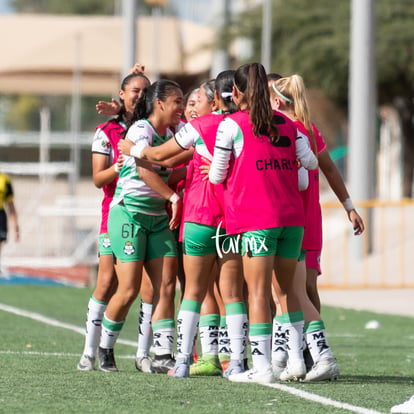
<box><xmin>123</xmin><ymin>241</ymin><xmax>135</xmax><ymax>255</ymax></box>
<box><xmin>102</xmin><ymin>233</ymin><xmax>111</xmax><ymax>248</ymax></box>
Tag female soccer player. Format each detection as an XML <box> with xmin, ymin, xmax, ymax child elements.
<box><xmin>208</xmin><ymin>63</ymin><xmax>318</xmax><ymax>384</ymax></box>
<box><xmin>269</xmin><ymin>74</ymin><xmax>364</xmax><ymax>381</ymax></box>
<box><xmin>120</xmin><ymin>71</ymin><xmax>248</xmax><ymax>379</ymax></box>
<box><xmin>77</xmin><ymin>72</ymin><xmax>150</xmax><ymax>371</ymax></box>
<box><xmin>97</xmin><ymin>79</ymin><xmax>186</xmax><ymax>372</ymax></box>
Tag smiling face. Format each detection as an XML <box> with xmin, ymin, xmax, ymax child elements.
<box><xmin>160</xmin><ymin>87</ymin><xmax>185</xmax><ymax>127</ymax></box>
<box><xmin>184</xmin><ymin>90</ymin><xmax>199</xmax><ymax>121</ymax></box>
<box><xmin>119</xmin><ymin>76</ymin><xmax>150</xmax><ymax>114</ymax></box>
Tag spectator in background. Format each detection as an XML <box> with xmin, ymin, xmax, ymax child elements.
<box><xmin>0</xmin><ymin>172</ymin><xmax>19</xmax><ymax>276</ymax></box>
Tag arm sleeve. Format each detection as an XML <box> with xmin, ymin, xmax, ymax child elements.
<box><xmin>174</xmin><ymin>123</ymin><xmax>199</xmax><ymax>150</ymax></box>
<box><xmin>296</xmin><ymin>129</ymin><xmax>318</xmax><ymax>170</ymax></box>
<box><xmin>126</xmin><ymin>121</ymin><xmax>150</xmax><ymax>155</ymax></box>
<box><xmin>91</xmin><ymin>128</ymin><xmax>111</xmax><ymax>155</ymax></box>
<box><xmin>298</xmin><ymin>166</ymin><xmax>309</xmax><ymax>191</ymax></box>
<box><xmin>209</xmin><ymin>118</ymin><xmax>236</xmax><ymax>184</ymax></box>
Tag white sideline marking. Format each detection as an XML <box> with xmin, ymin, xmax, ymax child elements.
<box><xmin>1</xmin><ymin>302</ymin><xmax>384</xmax><ymax>413</ymax></box>
<box><xmin>0</xmin><ymin>303</ymin><xmax>136</xmax><ymax>347</ymax></box>
<box><xmin>265</xmin><ymin>383</ymin><xmax>384</xmax><ymax>414</ymax></box>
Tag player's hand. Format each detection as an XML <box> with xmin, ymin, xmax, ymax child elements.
<box><xmin>200</xmin><ymin>157</ymin><xmax>211</xmax><ymax>181</ymax></box>
<box><xmin>96</xmin><ymin>99</ymin><xmax>122</xmax><ymax>116</ymax></box>
<box><xmin>128</xmin><ymin>63</ymin><xmax>145</xmax><ymax>75</ymax></box>
<box><xmin>118</xmin><ymin>139</ymin><xmax>135</xmax><ymax>156</ymax></box>
<box><xmin>348</xmin><ymin>210</ymin><xmax>365</xmax><ymax>236</ymax></box>
<box><xmin>169</xmin><ymin>197</ymin><xmax>182</xmax><ymax>230</ymax></box>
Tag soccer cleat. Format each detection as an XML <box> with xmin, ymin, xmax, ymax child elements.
<box><xmin>229</xmin><ymin>366</ymin><xmax>274</xmax><ymax>384</ymax></box>
<box><xmin>302</xmin><ymin>357</ymin><xmax>340</xmax><ymax>382</ymax></box>
<box><xmin>219</xmin><ymin>354</ymin><xmax>230</xmax><ymax>372</ymax></box>
<box><xmin>391</xmin><ymin>395</ymin><xmax>414</xmax><ymax>413</ymax></box>
<box><xmin>220</xmin><ymin>359</ymin><xmax>230</xmax><ymax>372</ymax></box>
<box><xmin>223</xmin><ymin>359</ymin><xmax>245</xmax><ymax>379</ymax></box>
<box><xmin>189</xmin><ymin>355</ymin><xmax>222</xmax><ymax>376</ymax></box>
<box><xmin>151</xmin><ymin>354</ymin><xmax>175</xmax><ymax>374</ymax></box>
<box><xmin>135</xmin><ymin>356</ymin><xmax>153</xmax><ymax>373</ymax></box>
<box><xmin>98</xmin><ymin>347</ymin><xmax>118</xmax><ymax>372</ymax></box>
<box><xmin>168</xmin><ymin>357</ymin><xmax>190</xmax><ymax>378</ymax></box>
<box><xmin>272</xmin><ymin>359</ymin><xmax>287</xmax><ymax>380</ymax></box>
<box><xmin>279</xmin><ymin>360</ymin><xmax>306</xmax><ymax>382</ymax></box>
<box><xmin>77</xmin><ymin>354</ymin><xmax>95</xmax><ymax>371</ymax></box>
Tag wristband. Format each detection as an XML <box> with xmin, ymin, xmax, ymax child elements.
<box><xmin>114</xmin><ymin>163</ymin><xmax>120</xmax><ymax>173</ymax></box>
<box><xmin>169</xmin><ymin>193</ymin><xmax>180</xmax><ymax>204</ymax></box>
<box><xmin>130</xmin><ymin>145</ymin><xmax>143</xmax><ymax>159</ymax></box>
<box><xmin>342</xmin><ymin>198</ymin><xmax>355</xmax><ymax>212</ymax></box>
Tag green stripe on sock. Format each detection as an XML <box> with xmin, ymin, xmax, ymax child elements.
<box><xmin>91</xmin><ymin>296</ymin><xmax>108</xmax><ymax>305</ymax></box>
<box><xmin>199</xmin><ymin>314</ymin><xmax>220</xmax><ymax>327</ymax></box>
<box><xmin>225</xmin><ymin>301</ymin><xmax>247</xmax><ymax>316</ymax></box>
<box><xmin>102</xmin><ymin>316</ymin><xmax>124</xmax><ymax>331</ymax></box>
<box><xmin>284</xmin><ymin>310</ymin><xmax>304</xmax><ymax>323</ymax></box>
<box><xmin>249</xmin><ymin>322</ymin><xmax>272</xmax><ymax>336</ymax></box>
<box><xmin>179</xmin><ymin>299</ymin><xmax>201</xmax><ymax>313</ymax></box>
<box><xmin>305</xmin><ymin>320</ymin><xmax>325</xmax><ymax>333</ymax></box>
<box><xmin>274</xmin><ymin>315</ymin><xmax>284</xmax><ymax>324</ymax></box>
<box><xmin>219</xmin><ymin>315</ymin><xmax>226</xmax><ymax>328</ymax></box>
<box><xmin>152</xmin><ymin>318</ymin><xmax>175</xmax><ymax>331</ymax></box>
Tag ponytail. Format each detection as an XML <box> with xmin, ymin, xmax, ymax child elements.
<box><xmin>275</xmin><ymin>74</ymin><xmax>317</xmax><ymax>155</ymax></box>
<box><xmin>234</xmin><ymin>63</ymin><xmax>279</xmax><ymax>143</ymax></box>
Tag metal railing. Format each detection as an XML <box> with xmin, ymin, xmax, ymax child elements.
<box><xmin>319</xmin><ymin>199</ymin><xmax>414</xmax><ymax>289</ymax></box>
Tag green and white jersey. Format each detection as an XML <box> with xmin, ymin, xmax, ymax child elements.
<box><xmin>111</xmin><ymin>119</ymin><xmax>174</xmax><ymax>216</ymax></box>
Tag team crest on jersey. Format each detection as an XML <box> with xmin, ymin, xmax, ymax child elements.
<box><xmin>123</xmin><ymin>241</ymin><xmax>135</xmax><ymax>255</ymax></box>
<box><xmin>101</xmin><ymin>139</ymin><xmax>110</xmax><ymax>149</ymax></box>
<box><xmin>102</xmin><ymin>233</ymin><xmax>111</xmax><ymax>248</ymax></box>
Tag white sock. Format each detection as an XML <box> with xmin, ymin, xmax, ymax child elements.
<box><xmin>199</xmin><ymin>314</ymin><xmax>220</xmax><ymax>357</ymax></box>
<box><xmin>305</xmin><ymin>320</ymin><xmax>334</xmax><ymax>364</ymax></box>
<box><xmin>249</xmin><ymin>323</ymin><xmax>272</xmax><ymax>371</ymax></box>
<box><xmin>100</xmin><ymin>314</ymin><xmax>124</xmax><ymax>349</ymax></box>
<box><xmin>283</xmin><ymin>312</ymin><xmax>305</xmax><ymax>364</ymax></box>
<box><xmin>176</xmin><ymin>299</ymin><xmax>201</xmax><ymax>361</ymax></box>
<box><xmin>152</xmin><ymin>319</ymin><xmax>175</xmax><ymax>356</ymax></box>
<box><xmin>136</xmin><ymin>301</ymin><xmax>153</xmax><ymax>358</ymax></box>
<box><xmin>225</xmin><ymin>302</ymin><xmax>248</xmax><ymax>362</ymax></box>
<box><xmin>82</xmin><ymin>296</ymin><xmax>107</xmax><ymax>357</ymax></box>
<box><xmin>272</xmin><ymin>316</ymin><xmax>288</xmax><ymax>364</ymax></box>
<box><xmin>218</xmin><ymin>318</ymin><xmax>231</xmax><ymax>361</ymax></box>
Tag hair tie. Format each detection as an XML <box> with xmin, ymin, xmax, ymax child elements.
<box><xmin>221</xmin><ymin>92</ymin><xmax>233</xmax><ymax>99</ymax></box>
<box><xmin>272</xmin><ymin>82</ymin><xmax>293</xmax><ymax>103</ymax></box>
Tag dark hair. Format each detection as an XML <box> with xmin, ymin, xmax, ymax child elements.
<box><xmin>181</xmin><ymin>87</ymin><xmax>200</xmax><ymax>120</ymax></box>
<box><xmin>234</xmin><ymin>63</ymin><xmax>279</xmax><ymax>142</ymax></box>
<box><xmin>266</xmin><ymin>72</ymin><xmax>283</xmax><ymax>82</ymax></box>
<box><xmin>215</xmin><ymin>70</ymin><xmax>237</xmax><ymax>114</ymax></box>
<box><xmin>128</xmin><ymin>79</ymin><xmax>181</xmax><ymax>128</ymax></box>
<box><xmin>118</xmin><ymin>73</ymin><xmax>151</xmax><ymax>119</ymax></box>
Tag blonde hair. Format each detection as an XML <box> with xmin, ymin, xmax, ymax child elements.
<box><xmin>273</xmin><ymin>74</ymin><xmax>317</xmax><ymax>155</ymax></box>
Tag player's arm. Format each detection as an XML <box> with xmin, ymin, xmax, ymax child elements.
<box><xmin>318</xmin><ymin>148</ymin><xmax>365</xmax><ymax>235</ymax></box>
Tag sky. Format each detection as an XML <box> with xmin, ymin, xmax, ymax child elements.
<box><xmin>0</xmin><ymin>0</ymin><xmax>13</xmax><ymax>13</ymax></box>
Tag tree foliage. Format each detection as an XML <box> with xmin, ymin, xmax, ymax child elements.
<box><xmin>233</xmin><ymin>0</ymin><xmax>414</xmax><ymax>195</ymax></box>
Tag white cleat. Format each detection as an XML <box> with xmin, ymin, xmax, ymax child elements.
<box><xmin>77</xmin><ymin>354</ymin><xmax>95</xmax><ymax>371</ymax></box>
<box><xmin>302</xmin><ymin>357</ymin><xmax>340</xmax><ymax>382</ymax></box>
<box><xmin>229</xmin><ymin>366</ymin><xmax>275</xmax><ymax>384</ymax></box>
<box><xmin>272</xmin><ymin>359</ymin><xmax>287</xmax><ymax>380</ymax></box>
<box><xmin>279</xmin><ymin>360</ymin><xmax>306</xmax><ymax>382</ymax></box>
<box><xmin>135</xmin><ymin>356</ymin><xmax>153</xmax><ymax>373</ymax></box>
